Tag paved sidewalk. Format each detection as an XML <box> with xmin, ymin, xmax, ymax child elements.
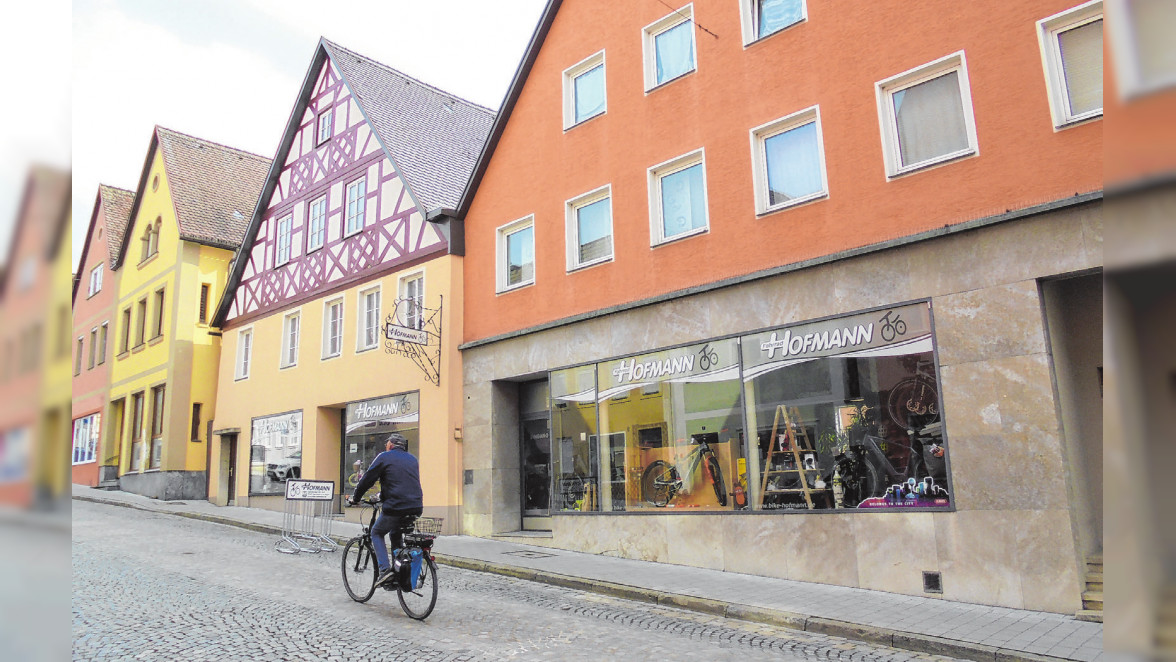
<box><xmin>71</xmin><ymin>485</ymin><xmax>1102</xmax><ymax>662</ymax></box>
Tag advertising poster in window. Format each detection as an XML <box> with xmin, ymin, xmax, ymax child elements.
<box><xmin>249</xmin><ymin>411</ymin><xmax>302</xmax><ymax>495</ymax></box>
<box><xmin>741</xmin><ymin>302</ymin><xmax>951</xmax><ymax>511</ymax></box>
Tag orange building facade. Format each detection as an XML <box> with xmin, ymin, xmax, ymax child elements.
<box><xmin>449</xmin><ymin>0</ymin><xmax>1104</xmax><ymax>614</ymax></box>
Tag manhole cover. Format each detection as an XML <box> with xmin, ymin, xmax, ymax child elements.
<box><xmin>503</xmin><ymin>550</ymin><xmax>557</xmax><ymax>559</ymax></box>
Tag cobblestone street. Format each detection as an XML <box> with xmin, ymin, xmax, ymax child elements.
<box><xmin>73</xmin><ymin>500</ymin><xmax>965</xmax><ymax>661</ymax></box>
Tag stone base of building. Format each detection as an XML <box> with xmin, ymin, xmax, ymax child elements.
<box><xmin>120</xmin><ymin>470</ymin><xmax>207</xmax><ymax>501</ymax></box>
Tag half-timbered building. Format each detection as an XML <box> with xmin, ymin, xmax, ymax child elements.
<box><xmin>210</xmin><ymin>39</ymin><xmax>493</xmax><ymax>528</ymax></box>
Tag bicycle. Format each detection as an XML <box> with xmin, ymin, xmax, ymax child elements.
<box><xmin>341</xmin><ymin>496</ymin><xmax>441</xmax><ymax>620</ymax></box>
<box><xmin>885</xmin><ymin>359</ymin><xmax>940</xmax><ymax>431</ymax></box>
<box><xmin>877</xmin><ymin>310</ymin><xmax>908</xmax><ymax>342</ymax></box>
<box><xmin>641</xmin><ymin>436</ymin><xmax>727</xmax><ymax>507</ymax></box>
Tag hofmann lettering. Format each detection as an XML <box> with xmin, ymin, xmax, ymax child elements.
<box><xmin>760</xmin><ymin>324</ymin><xmax>875</xmax><ymax>360</ymax></box>
<box><xmin>611</xmin><ymin>354</ymin><xmax>695</xmax><ymax>384</ymax></box>
<box><xmin>353</xmin><ymin>397</ymin><xmax>410</xmax><ymax>422</ymax></box>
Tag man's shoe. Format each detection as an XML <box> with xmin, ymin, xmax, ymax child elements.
<box><xmin>375</xmin><ymin>567</ymin><xmax>397</xmax><ymax>588</ymax></box>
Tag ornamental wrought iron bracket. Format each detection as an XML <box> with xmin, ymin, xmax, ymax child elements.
<box><xmin>384</xmin><ymin>295</ymin><xmax>443</xmax><ymax>387</ymax></box>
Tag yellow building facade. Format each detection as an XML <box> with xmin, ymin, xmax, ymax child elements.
<box><xmin>107</xmin><ymin>126</ymin><xmax>268</xmax><ymax>500</ymax></box>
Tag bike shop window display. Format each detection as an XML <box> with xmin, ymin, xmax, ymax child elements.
<box><xmin>596</xmin><ymin>338</ymin><xmax>745</xmax><ymax>512</ymax></box>
<box><xmin>249</xmin><ymin>410</ymin><xmax>303</xmax><ymax>495</ymax></box>
<box><xmin>740</xmin><ymin>302</ymin><xmax>951</xmax><ymax>511</ymax></box>
<box><xmin>550</xmin><ymin>365</ymin><xmax>600</xmax><ymax>512</ymax></box>
<box><xmin>342</xmin><ymin>392</ymin><xmax>420</xmax><ymax>495</ymax></box>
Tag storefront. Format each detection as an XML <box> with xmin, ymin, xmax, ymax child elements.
<box><xmin>460</xmin><ymin>205</ymin><xmax>1102</xmax><ymax>613</ymax></box>
<box><xmin>342</xmin><ymin>392</ymin><xmax>420</xmax><ymax>492</ymax></box>
<box><xmin>249</xmin><ymin>410</ymin><xmax>302</xmax><ymax>496</ymax></box>
<box><xmin>550</xmin><ymin>301</ymin><xmax>951</xmax><ymax>515</ymax></box>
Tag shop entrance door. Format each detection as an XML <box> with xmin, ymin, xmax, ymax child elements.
<box><xmin>519</xmin><ymin>380</ymin><xmax>551</xmax><ymax>531</ymax></box>
<box><xmin>226</xmin><ymin>434</ymin><xmax>238</xmax><ymax>506</ymax></box>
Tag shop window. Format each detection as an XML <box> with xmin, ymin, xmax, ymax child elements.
<box><xmin>281</xmin><ymin>311</ymin><xmax>300</xmax><ymax>369</ymax></box>
<box><xmin>649</xmin><ymin>150</ymin><xmax>709</xmax><ymax>245</ymax></box>
<box><xmin>73</xmin><ymin>413</ymin><xmax>101</xmax><ymax>465</ymax></box>
<box><xmin>358</xmin><ymin>286</ymin><xmax>381</xmax><ymax>351</ymax></box>
<box><xmin>550</xmin><ymin>367</ymin><xmax>598</xmax><ymax>512</ymax></box>
<box><xmin>740</xmin><ymin>302</ymin><xmax>951</xmax><ymax>511</ymax></box>
<box><xmin>343</xmin><ymin>393</ymin><xmax>420</xmax><ymax>499</ymax></box>
<box><xmin>750</xmin><ymin>105</ymin><xmax>828</xmax><ymax>214</ymax></box>
<box><xmin>566</xmin><ymin>185</ymin><xmax>613</xmax><ymax>270</ymax></box>
<box><xmin>307</xmin><ymin>196</ymin><xmax>327</xmax><ymax>252</ymax></box>
<box><xmin>250</xmin><ymin>410</ymin><xmax>303</xmax><ymax>495</ymax></box>
<box><xmin>149</xmin><ymin>385</ymin><xmax>165</xmax><ymax>469</ymax></box>
<box><xmin>876</xmin><ymin>52</ymin><xmax>977</xmax><ymax>177</ymax></box>
<box><xmin>496</xmin><ymin>216</ymin><xmax>535</xmax><ymax>293</ymax></box>
<box><xmin>1038</xmin><ymin>1</ymin><xmax>1103</xmax><ymax>127</ymax></box>
<box><xmin>345</xmin><ymin>177</ymin><xmax>366</xmax><ymax>236</ymax></box>
<box><xmin>643</xmin><ymin>4</ymin><xmax>697</xmax><ymax>90</ymax></box>
<box><xmin>563</xmin><ymin>50</ymin><xmax>606</xmax><ymax>128</ymax></box>
<box><xmin>740</xmin><ymin>0</ymin><xmax>806</xmax><ymax>44</ymax></box>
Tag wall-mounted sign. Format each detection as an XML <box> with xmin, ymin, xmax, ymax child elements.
<box><xmin>346</xmin><ymin>392</ymin><xmax>419</xmax><ymax>426</ymax></box>
<box><xmin>597</xmin><ymin>338</ymin><xmax>740</xmax><ymax>399</ymax></box>
<box><xmin>386</xmin><ymin>323</ymin><xmax>428</xmax><ymax>345</ymax></box>
<box><xmin>284</xmin><ymin>479</ymin><xmax>335</xmax><ymax>501</ymax></box>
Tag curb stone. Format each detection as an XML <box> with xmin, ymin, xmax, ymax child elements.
<box><xmin>72</xmin><ymin>493</ymin><xmax>1083</xmax><ymax>662</ymax></box>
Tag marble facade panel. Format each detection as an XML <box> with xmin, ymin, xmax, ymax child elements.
<box><xmin>934</xmin><ymin>510</ymin><xmax>1024</xmax><ymax>609</ymax></box>
<box><xmin>832</xmin><ymin>250</ymin><xmax>912</xmax><ymax>315</ymax></box>
<box><xmin>933</xmin><ymin>280</ymin><xmax>1047</xmax><ymax>367</ymax></box>
<box><xmin>1014</xmin><ymin>509</ymin><xmax>1083</xmax><ymax>613</ymax></box>
<box><xmin>663</xmin><ymin>515</ymin><xmax>724</xmax><ymax>569</ymax></box>
<box><xmin>851</xmin><ymin>512</ymin><xmax>939</xmax><ymax>596</ymax></box>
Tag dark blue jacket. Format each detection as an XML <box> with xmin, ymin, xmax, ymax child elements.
<box><xmin>353</xmin><ymin>449</ymin><xmax>423</xmax><ymax>512</ymax></box>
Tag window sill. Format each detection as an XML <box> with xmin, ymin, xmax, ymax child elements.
<box><xmin>355</xmin><ymin>344</ymin><xmax>379</xmax><ymax>354</ymax></box>
<box><xmin>116</xmin><ymin>351</ymin><xmax>129</xmax><ymax>360</ymax></box>
<box><xmin>147</xmin><ymin>335</ymin><xmax>165</xmax><ymax>347</ymax></box>
<box><xmin>306</xmin><ymin>244</ymin><xmax>323</xmax><ymax>255</ymax></box>
<box><xmin>742</xmin><ymin>19</ymin><xmax>806</xmax><ymax>49</ymax></box>
<box><xmin>644</xmin><ymin>69</ymin><xmax>695</xmax><ymax>95</ymax></box>
<box><xmin>321</xmin><ymin>352</ymin><xmax>342</xmax><ymax>362</ymax></box>
<box><xmin>138</xmin><ymin>253</ymin><xmax>160</xmax><ymax>269</ymax></box>
<box><xmin>886</xmin><ymin>148</ymin><xmax>976</xmax><ymax>180</ymax></box>
<box><xmin>1052</xmin><ymin>111</ymin><xmax>1102</xmax><ymax>132</ymax></box>
<box><xmin>563</xmin><ymin>111</ymin><xmax>606</xmax><ymax>133</ymax></box>
<box><xmin>234</xmin><ymin>374</ymin><xmax>250</xmax><ymax>382</ymax></box>
<box><xmin>496</xmin><ymin>280</ymin><xmax>535</xmax><ymax>296</ymax></box>
<box><xmin>756</xmin><ymin>191</ymin><xmax>829</xmax><ymax>218</ymax></box>
<box><xmin>71</xmin><ymin>460</ymin><xmax>98</xmax><ymax>466</ymax></box>
<box><xmin>131</xmin><ymin>344</ymin><xmax>146</xmax><ymax>354</ymax></box>
<box><xmin>567</xmin><ymin>256</ymin><xmax>613</xmax><ymax>273</ymax></box>
<box><xmin>279</xmin><ymin>363</ymin><xmax>298</xmax><ymax>371</ymax></box>
<box><xmin>651</xmin><ymin>225</ymin><xmax>708</xmax><ymax>248</ymax></box>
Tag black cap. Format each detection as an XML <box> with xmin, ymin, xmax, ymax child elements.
<box><xmin>385</xmin><ymin>433</ymin><xmax>408</xmax><ymax>451</ymax></box>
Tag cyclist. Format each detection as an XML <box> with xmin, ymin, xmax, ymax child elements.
<box><xmin>348</xmin><ymin>433</ymin><xmax>424</xmax><ymax>589</ymax></box>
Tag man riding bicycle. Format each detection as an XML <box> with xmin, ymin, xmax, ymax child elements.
<box><xmin>348</xmin><ymin>433</ymin><xmax>423</xmax><ymax>589</ymax></box>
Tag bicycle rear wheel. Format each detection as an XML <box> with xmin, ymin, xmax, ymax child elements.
<box><xmin>341</xmin><ymin>537</ymin><xmax>377</xmax><ymax>603</ymax></box>
<box><xmin>397</xmin><ymin>555</ymin><xmax>438</xmax><ymax>620</ymax></box>
<box><xmin>641</xmin><ymin>460</ymin><xmax>678</xmax><ymax>507</ymax></box>
<box><xmin>705</xmin><ymin>455</ymin><xmax>728</xmax><ymax>507</ymax></box>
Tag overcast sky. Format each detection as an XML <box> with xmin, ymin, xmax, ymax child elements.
<box><xmin>0</xmin><ymin>0</ymin><xmax>548</xmax><ymax>272</ymax></box>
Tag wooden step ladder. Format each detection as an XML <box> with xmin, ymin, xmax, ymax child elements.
<box><xmin>757</xmin><ymin>405</ymin><xmax>821</xmax><ymax>509</ymax></box>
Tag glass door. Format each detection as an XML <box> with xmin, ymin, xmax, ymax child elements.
<box><xmin>519</xmin><ymin>380</ymin><xmax>551</xmax><ymax>530</ymax></box>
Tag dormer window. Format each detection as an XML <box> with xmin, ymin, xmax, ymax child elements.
<box><xmin>317</xmin><ymin>111</ymin><xmax>333</xmax><ymax>144</ymax></box>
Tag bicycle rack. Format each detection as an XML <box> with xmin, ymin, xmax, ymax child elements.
<box><xmin>276</xmin><ymin>480</ymin><xmax>339</xmax><ymax>554</ymax></box>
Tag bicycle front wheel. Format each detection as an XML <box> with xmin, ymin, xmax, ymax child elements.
<box><xmin>642</xmin><ymin>460</ymin><xmax>678</xmax><ymax>507</ymax></box>
<box><xmin>705</xmin><ymin>455</ymin><xmax>727</xmax><ymax>507</ymax></box>
<box><xmin>397</xmin><ymin>555</ymin><xmax>438</xmax><ymax>620</ymax></box>
<box><xmin>341</xmin><ymin>537</ymin><xmax>377</xmax><ymax>603</ymax></box>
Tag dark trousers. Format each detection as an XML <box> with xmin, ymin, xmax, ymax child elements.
<box><xmin>371</xmin><ymin>506</ymin><xmax>423</xmax><ymax>571</ymax></box>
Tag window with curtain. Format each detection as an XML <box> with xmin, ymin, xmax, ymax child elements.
<box><xmin>1039</xmin><ymin>4</ymin><xmax>1103</xmax><ymax>126</ymax></box>
<box><xmin>753</xmin><ymin>108</ymin><xmax>827</xmax><ymax>212</ymax></box>
<box><xmin>654</xmin><ymin>20</ymin><xmax>694</xmax><ymax>85</ymax></box>
<box><xmin>652</xmin><ymin>154</ymin><xmax>708</xmax><ymax>243</ymax></box>
<box><xmin>568</xmin><ymin>188</ymin><xmax>613</xmax><ymax>269</ymax></box>
<box><xmin>574</xmin><ymin>64</ymin><xmax>605</xmax><ymax>124</ymax></box>
<box><xmin>877</xmin><ymin>53</ymin><xmax>976</xmax><ymax>176</ymax></box>
<box><xmin>500</xmin><ymin>221</ymin><xmax>535</xmax><ymax>290</ymax></box>
<box><xmin>756</xmin><ymin>0</ymin><xmax>804</xmax><ymax>39</ymax></box>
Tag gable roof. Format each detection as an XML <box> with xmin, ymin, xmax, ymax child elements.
<box><xmin>0</xmin><ymin>165</ymin><xmax>70</xmax><ymax>298</ymax></box>
<box><xmin>116</xmin><ymin>126</ymin><xmax>270</xmax><ymax>268</ymax></box>
<box><xmin>437</xmin><ymin>0</ymin><xmax>562</xmax><ymax>221</ymax></box>
<box><xmin>322</xmin><ymin>39</ymin><xmax>496</xmax><ymax>212</ymax></box>
<box><xmin>72</xmin><ymin>184</ymin><xmax>134</xmax><ymax>301</ymax></box>
<box><xmin>212</xmin><ymin>38</ymin><xmax>496</xmax><ymax>327</ymax></box>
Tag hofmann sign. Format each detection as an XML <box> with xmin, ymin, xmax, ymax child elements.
<box><xmin>284</xmin><ymin>479</ymin><xmax>335</xmax><ymax>501</ymax></box>
<box><xmin>346</xmin><ymin>392</ymin><xmax>418</xmax><ymax>424</ymax></box>
<box><xmin>386</xmin><ymin>323</ymin><xmax>428</xmax><ymax>345</ymax></box>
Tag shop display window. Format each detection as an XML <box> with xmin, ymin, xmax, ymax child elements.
<box><xmin>72</xmin><ymin>413</ymin><xmax>100</xmax><ymax>465</ymax></box>
<box><xmin>343</xmin><ymin>392</ymin><xmax>419</xmax><ymax>496</ymax></box>
<box><xmin>249</xmin><ymin>410</ymin><xmax>303</xmax><ymax>495</ymax></box>
<box><xmin>550</xmin><ymin>365</ymin><xmax>599</xmax><ymax>512</ymax></box>
<box><xmin>740</xmin><ymin>303</ymin><xmax>951</xmax><ymax>511</ymax></box>
<box><xmin>596</xmin><ymin>338</ymin><xmax>744</xmax><ymax>512</ymax></box>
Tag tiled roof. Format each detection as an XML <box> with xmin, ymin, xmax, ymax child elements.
<box><xmin>98</xmin><ymin>185</ymin><xmax>134</xmax><ymax>265</ymax></box>
<box><xmin>322</xmin><ymin>40</ymin><xmax>496</xmax><ymax>211</ymax></box>
<box><xmin>156</xmin><ymin>127</ymin><xmax>271</xmax><ymax>250</ymax></box>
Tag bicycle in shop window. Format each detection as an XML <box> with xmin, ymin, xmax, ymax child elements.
<box><xmin>341</xmin><ymin>495</ymin><xmax>441</xmax><ymax>620</ymax></box>
<box><xmin>641</xmin><ymin>434</ymin><xmax>728</xmax><ymax>507</ymax></box>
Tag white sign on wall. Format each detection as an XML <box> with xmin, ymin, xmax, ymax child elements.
<box><xmin>285</xmin><ymin>479</ymin><xmax>335</xmax><ymax>501</ymax></box>
<box><xmin>386</xmin><ymin>323</ymin><xmax>428</xmax><ymax>345</ymax></box>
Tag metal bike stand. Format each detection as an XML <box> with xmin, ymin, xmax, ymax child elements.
<box><xmin>276</xmin><ymin>480</ymin><xmax>338</xmax><ymax>554</ymax></box>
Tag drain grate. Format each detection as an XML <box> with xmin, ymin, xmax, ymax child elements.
<box><xmin>503</xmin><ymin>550</ymin><xmax>557</xmax><ymax>559</ymax></box>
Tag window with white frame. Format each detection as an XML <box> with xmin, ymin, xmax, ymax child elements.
<box><xmin>97</xmin><ymin>323</ymin><xmax>108</xmax><ymax>365</ymax></box>
<box><xmin>566</xmin><ymin>186</ymin><xmax>613</xmax><ymax>270</ymax></box>
<box><xmin>72</xmin><ymin>413</ymin><xmax>100</xmax><ymax>465</ymax></box>
<box><xmin>1038</xmin><ymin>2</ymin><xmax>1103</xmax><ymax>128</ymax></box>
<box><xmin>281</xmin><ymin>312</ymin><xmax>300</xmax><ymax>368</ymax></box>
<box><xmin>750</xmin><ymin>106</ymin><xmax>828</xmax><ymax>213</ymax></box>
<box><xmin>88</xmin><ymin>263</ymin><xmax>103</xmax><ymax>297</ymax></box>
<box><xmin>497</xmin><ymin>217</ymin><xmax>535</xmax><ymax>293</ymax></box>
<box><xmin>275</xmin><ymin>214</ymin><xmax>293</xmax><ymax>266</ymax></box>
<box><xmin>643</xmin><ymin>5</ymin><xmax>697</xmax><ymax>90</ymax></box>
<box><xmin>740</xmin><ymin>0</ymin><xmax>806</xmax><ymax>44</ymax></box>
<box><xmin>564</xmin><ymin>51</ymin><xmax>606</xmax><ymax>128</ymax></box>
<box><xmin>876</xmin><ymin>52</ymin><xmax>978</xmax><ymax>177</ymax></box>
<box><xmin>323</xmin><ymin>298</ymin><xmax>343</xmax><ymax>359</ymax></box>
<box><xmin>648</xmin><ymin>150</ymin><xmax>709</xmax><ymax>244</ymax></box>
<box><xmin>1108</xmin><ymin>0</ymin><xmax>1176</xmax><ymax>98</ymax></box>
<box><xmin>307</xmin><ymin>196</ymin><xmax>327</xmax><ymax>252</ymax></box>
<box><xmin>345</xmin><ymin>178</ymin><xmax>367</xmax><ymax>236</ymax></box>
<box><xmin>399</xmin><ymin>274</ymin><xmax>425</xmax><ymax>330</ymax></box>
<box><xmin>358</xmin><ymin>287</ymin><xmax>381</xmax><ymax>350</ymax></box>
<box><xmin>235</xmin><ymin>328</ymin><xmax>253</xmax><ymax>380</ymax></box>
<box><xmin>318</xmin><ymin>111</ymin><xmax>333</xmax><ymax>144</ymax></box>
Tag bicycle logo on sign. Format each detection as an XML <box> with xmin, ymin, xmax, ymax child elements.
<box><xmin>697</xmin><ymin>343</ymin><xmax>719</xmax><ymax>371</ymax></box>
<box><xmin>878</xmin><ymin>310</ymin><xmax>908</xmax><ymax>342</ymax></box>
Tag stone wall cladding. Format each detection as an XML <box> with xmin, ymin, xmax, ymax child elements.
<box><xmin>462</xmin><ymin>204</ymin><xmax>1101</xmax><ymax>613</ymax></box>
<box><xmin>119</xmin><ymin>470</ymin><xmax>207</xmax><ymax>501</ymax></box>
